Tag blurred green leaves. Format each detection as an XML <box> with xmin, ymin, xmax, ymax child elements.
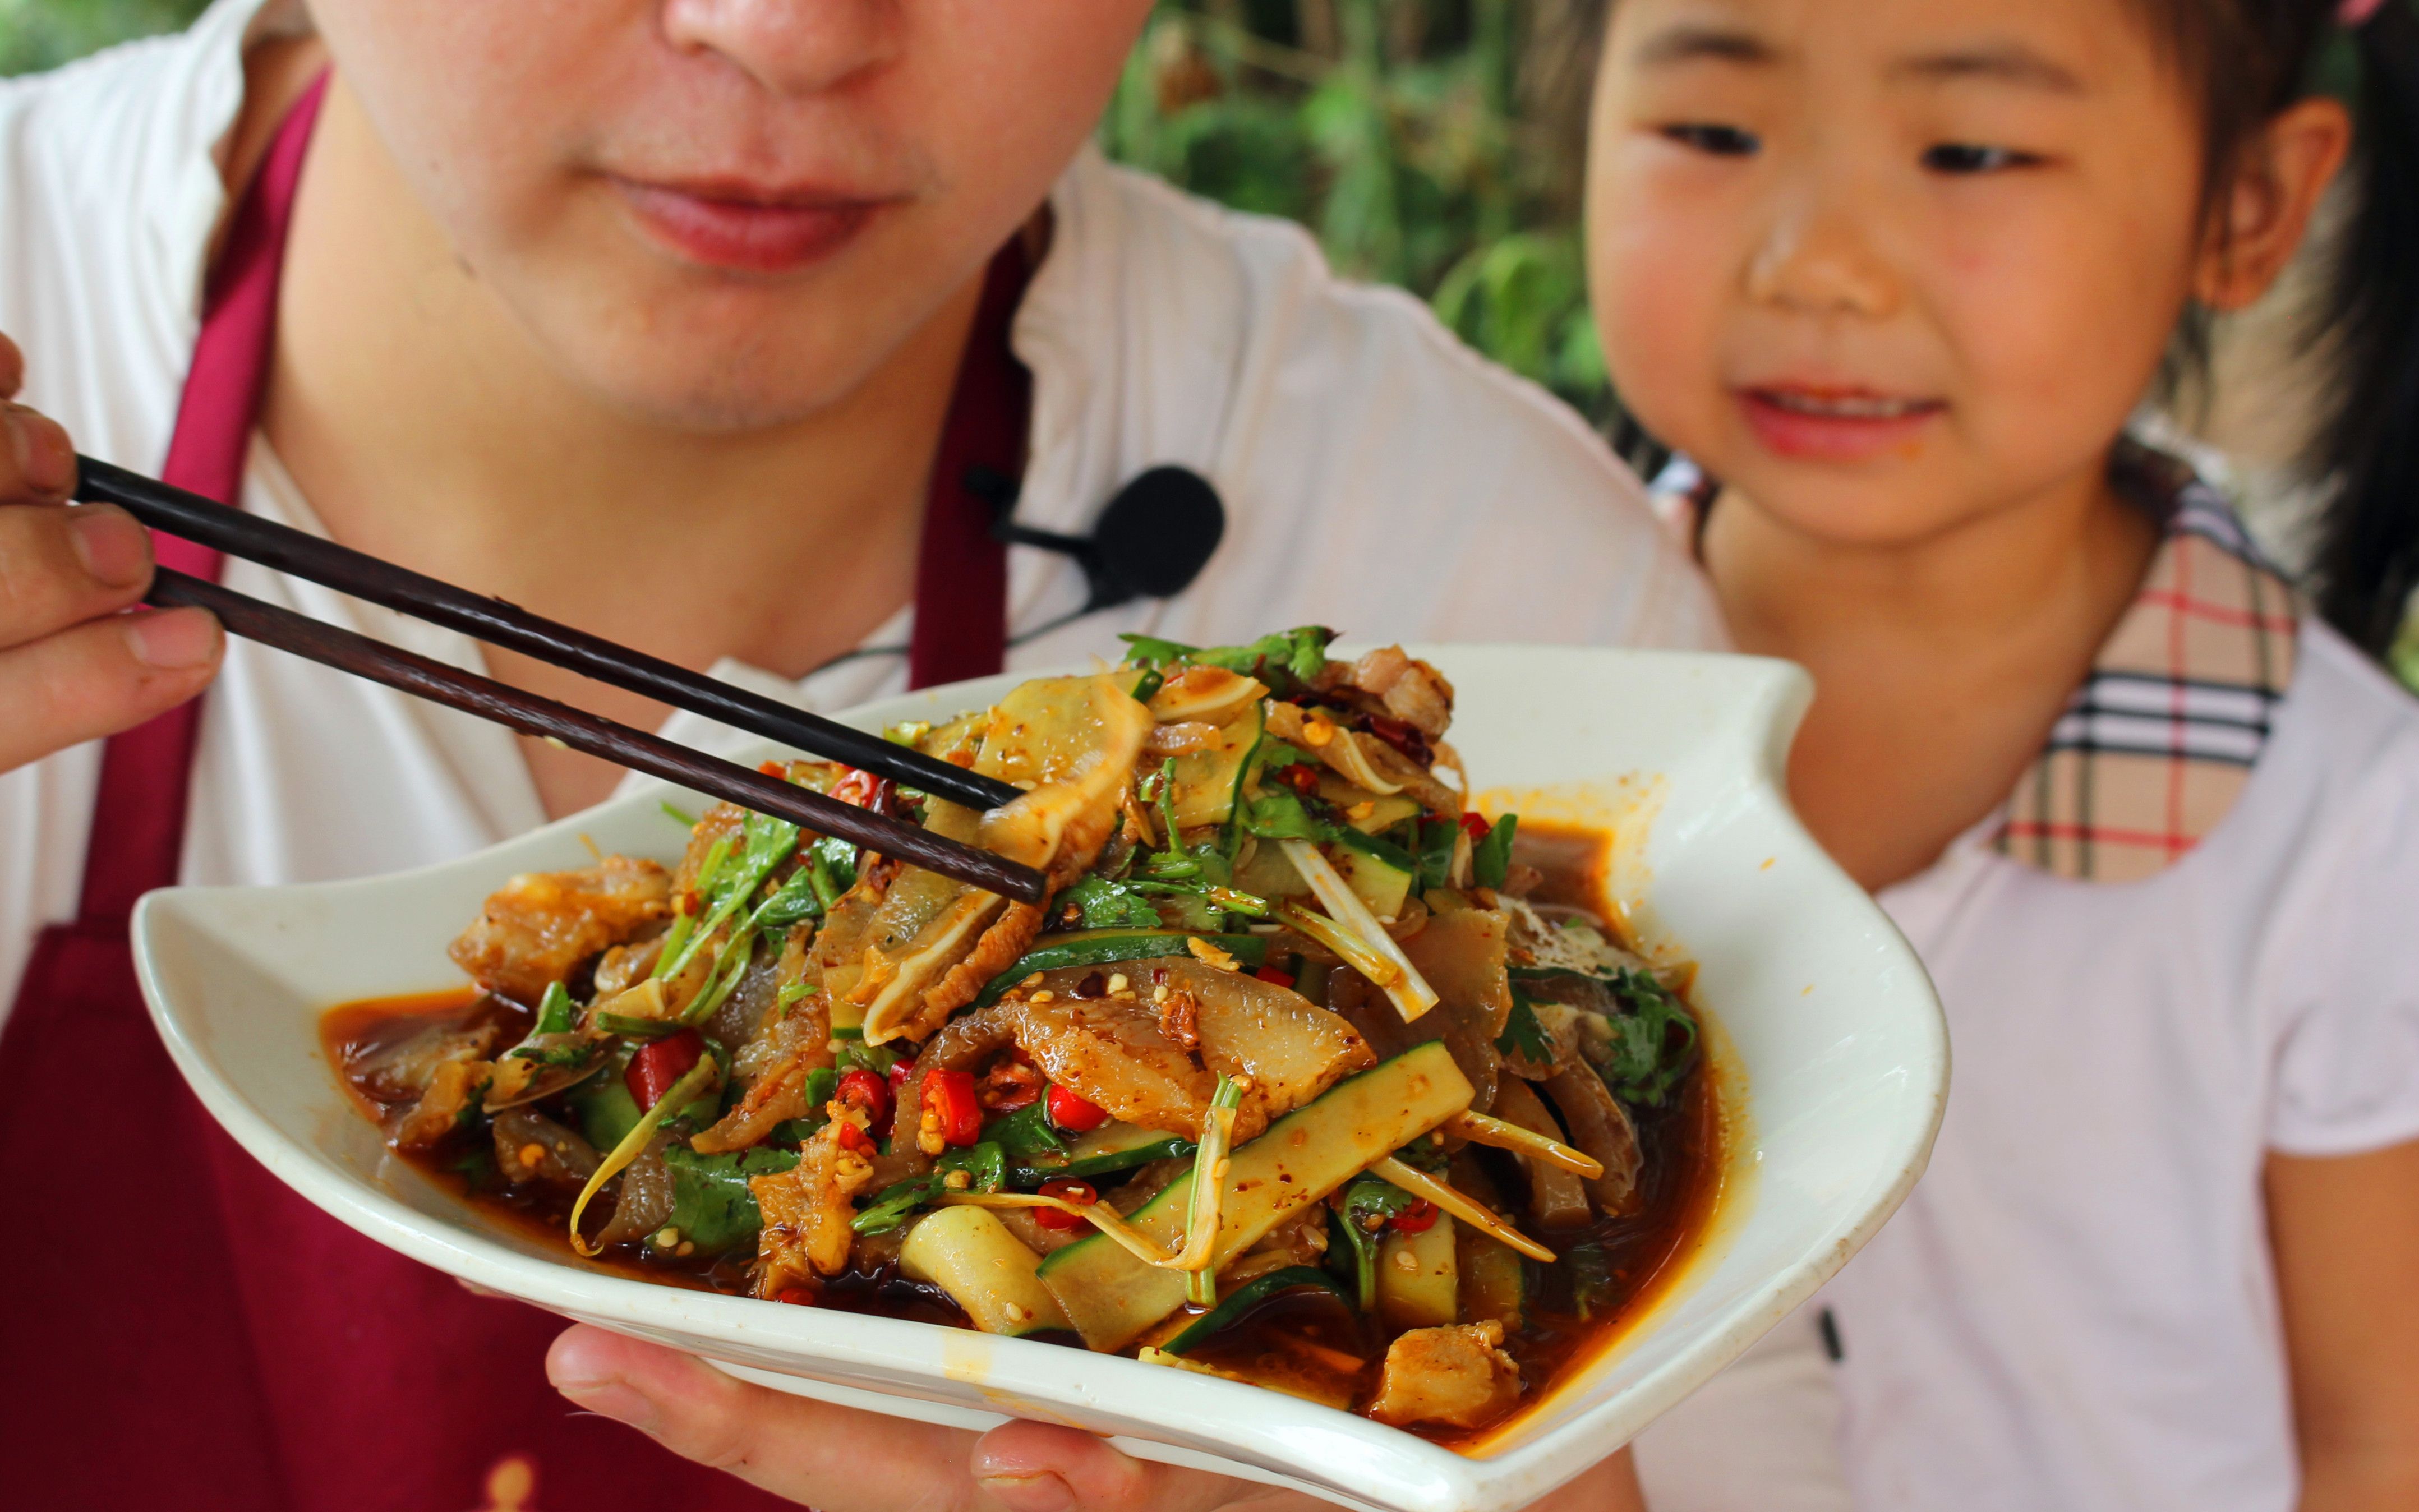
<box><xmin>1102</xmin><ymin>1</ymin><xmax>1611</xmax><ymax>422</ymax></box>
<box><xmin>0</xmin><ymin>0</ymin><xmax>207</xmax><ymax>78</ymax></box>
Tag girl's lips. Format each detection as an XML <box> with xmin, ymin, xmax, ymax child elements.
<box><xmin>1736</xmin><ymin>386</ymin><xmax>1945</xmax><ymax>462</ymax></box>
<box><xmin>611</xmin><ymin>178</ymin><xmax>884</xmax><ymax>274</ymax></box>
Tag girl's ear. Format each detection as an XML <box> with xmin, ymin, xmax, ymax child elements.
<box><xmin>2195</xmin><ymin>96</ymin><xmax>2355</xmax><ymax>312</ymax></box>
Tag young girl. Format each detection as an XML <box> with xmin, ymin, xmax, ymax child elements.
<box><xmin>1585</xmin><ymin>0</ymin><xmax>2419</xmax><ymax>1509</ymax></box>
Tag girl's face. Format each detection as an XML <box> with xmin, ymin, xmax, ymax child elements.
<box><xmin>1588</xmin><ymin>0</ymin><xmax>2211</xmax><ymax>546</ymax></box>
<box><xmin>310</xmin><ymin>0</ymin><xmax>1151</xmax><ymax>430</ymax></box>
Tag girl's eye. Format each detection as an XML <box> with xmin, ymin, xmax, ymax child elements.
<box><xmin>1921</xmin><ymin>142</ymin><xmax>2038</xmax><ymax>174</ymax></box>
<box><xmin>1661</xmin><ymin>123</ymin><xmax>1760</xmax><ymax>158</ymax></box>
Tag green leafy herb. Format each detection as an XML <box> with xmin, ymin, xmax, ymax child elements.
<box><xmin>1061</xmin><ymin>875</ymin><xmax>1167</xmax><ymax>930</ymax></box>
<box><xmin>836</xmin><ymin>1038</ymin><xmax>899</xmax><ymax>1078</ymax></box>
<box><xmin>660</xmin><ymin>1145</ymin><xmax>801</xmax><ymax>1254</ymax></box>
<box><xmin>1495</xmin><ymin>990</ymin><xmax>1554</xmax><ymax>1064</ymax></box>
<box><xmin>505</xmin><ymin>982</ymin><xmax>593</xmax><ymax>1067</ymax></box>
<box><xmin>1333</xmin><ymin>1174</ymin><xmax>1419</xmax><ymax>1311</ymax></box>
<box><xmin>937</xmin><ymin>1141</ymin><xmax>1007</xmax><ymax>1195</ymax></box>
<box><xmin>984</xmin><ymin>1100</ymin><xmax>1068</xmax><ymax>1159</ymax></box>
<box><xmin>1414</xmin><ymin>817</ymin><xmax>1460</xmax><ymax>892</ymax></box>
<box><xmin>851</xmin><ymin>1174</ymin><xmax>946</xmax><ymax>1235</ymax></box>
<box><xmin>1473</xmin><ymin>813</ymin><xmax>1519</xmax><ymax>891</ymax></box>
<box><xmin>1118</xmin><ymin>626</ymin><xmax>1335</xmax><ymax>695</ymax></box>
<box><xmin>660</xmin><ymin>801</ymin><xmax>698</xmax><ymax>828</ymax></box>
<box><xmin>1597</xmin><ymin>969</ymin><xmax>1700</xmax><ymax>1107</ymax></box>
<box><xmin>594</xmin><ymin>1011</ymin><xmax>683</xmax><ymax>1040</ymax></box>
<box><xmin>1564</xmin><ymin>1240</ymin><xmax>1619</xmax><ymax>1320</ymax></box>
<box><xmin>1240</xmin><ymin>789</ymin><xmax>1334</xmax><ymax>843</ymax></box>
<box><xmin>1328</xmin><ymin>824</ymin><xmax>1418</xmax><ymax>875</ymax></box>
<box><xmin>1128</xmin><ymin>668</ymin><xmax>1166</xmax><ymax>703</ymax></box>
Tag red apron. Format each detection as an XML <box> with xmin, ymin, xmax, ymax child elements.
<box><xmin>0</xmin><ymin>76</ymin><xmax>1026</xmax><ymax>1512</ymax></box>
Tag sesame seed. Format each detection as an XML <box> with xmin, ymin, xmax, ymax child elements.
<box><xmin>1005</xmin><ymin>1302</ymin><xmax>1031</xmax><ymax>1323</ymax></box>
<box><xmin>1393</xmin><ymin>1249</ymin><xmax>1420</xmax><ymax>1273</ymax></box>
<box><xmin>677</xmin><ymin>1241</ymin><xmax>696</xmax><ymax>1257</ymax></box>
<box><xmin>1021</xmin><ymin>972</ymin><xmax>1045</xmax><ymax>988</ymax></box>
<box><xmin>654</xmin><ymin>1227</ymin><xmax>681</xmax><ymax>1248</ymax></box>
<box><xmin>1030</xmin><ymin>989</ymin><xmax>1056</xmax><ymax>1004</ymax></box>
<box><xmin>1154</xmin><ymin>985</ymin><xmax>1170</xmax><ymax>1004</ymax></box>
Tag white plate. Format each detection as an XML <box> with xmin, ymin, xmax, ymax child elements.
<box><xmin>133</xmin><ymin>647</ymin><xmax>1945</xmax><ymax>1512</ymax></box>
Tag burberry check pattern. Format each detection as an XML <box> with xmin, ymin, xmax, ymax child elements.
<box><xmin>1992</xmin><ymin>457</ymin><xmax>2300</xmax><ymax>883</ymax></box>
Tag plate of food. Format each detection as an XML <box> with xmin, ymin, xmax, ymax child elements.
<box><xmin>132</xmin><ymin>633</ymin><xmax>1945</xmax><ymax>1512</ymax></box>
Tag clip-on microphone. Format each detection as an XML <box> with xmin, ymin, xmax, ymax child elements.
<box><xmin>967</xmin><ymin>463</ymin><xmax>1227</xmax><ymax>617</ymax></box>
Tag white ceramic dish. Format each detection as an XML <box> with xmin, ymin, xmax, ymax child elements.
<box><xmin>133</xmin><ymin>647</ymin><xmax>1945</xmax><ymax>1512</ymax></box>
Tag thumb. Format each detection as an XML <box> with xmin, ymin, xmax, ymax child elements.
<box><xmin>970</xmin><ymin>1419</ymin><xmax>1294</xmax><ymax>1512</ymax></box>
<box><xmin>546</xmin><ymin>1324</ymin><xmax>978</xmax><ymax>1511</ymax></box>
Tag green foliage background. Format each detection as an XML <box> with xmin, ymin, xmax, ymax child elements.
<box><xmin>1</xmin><ymin>0</ymin><xmax>1614</xmax><ymax>422</ymax></box>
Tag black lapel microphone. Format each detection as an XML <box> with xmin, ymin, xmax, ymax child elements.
<box><xmin>967</xmin><ymin>463</ymin><xmax>1227</xmax><ymax>617</ymax></box>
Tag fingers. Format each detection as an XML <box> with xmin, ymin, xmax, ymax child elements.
<box><xmin>971</xmin><ymin>1421</ymin><xmax>1288</xmax><ymax>1512</ymax></box>
<box><xmin>546</xmin><ymin>1324</ymin><xmax>981</xmax><ymax>1512</ymax></box>
<box><xmin>4</xmin><ymin>400</ymin><xmax>76</xmax><ymax>503</ymax></box>
<box><xmin>0</xmin><ymin>333</ymin><xmax>22</xmax><ymax>402</ymax></box>
<box><xmin>0</xmin><ymin>503</ymin><xmax>154</xmax><ymax>646</ymax></box>
<box><xmin>0</xmin><ymin>607</ymin><xmax>224</xmax><ymax>772</ymax></box>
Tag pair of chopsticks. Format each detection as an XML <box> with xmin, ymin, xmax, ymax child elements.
<box><xmin>72</xmin><ymin>457</ymin><xmax>1048</xmax><ymax>906</ymax></box>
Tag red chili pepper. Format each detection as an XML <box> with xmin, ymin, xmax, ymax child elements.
<box><xmin>1253</xmin><ymin>965</ymin><xmax>1297</xmax><ymax>989</ymax></box>
<box><xmin>1033</xmin><ymin>1178</ymin><xmax>1098</xmax><ymax>1231</ymax></box>
<box><xmin>1045</xmin><ymin>1083</ymin><xmax>1109</xmax><ymax>1134</ymax></box>
<box><xmin>831</xmin><ymin>768</ymin><xmax>876</xmax><ymax>806</ymax></box>
<box><xmin>625</xmin><ymin>1029</ymin><xmax>704</xmax><ymax>1113</ymax></box>
<box><xmin>837</xmin><ymin>1067</ymin><xmax>892</xmax><ymax>1129</ymax></box>
<box><xmin>833</xmin><ymin>1120</ymin><xmax>876</xmax><ymax>1156</ymax></box>
<box><xmin>775</xmin><ymin>1286</ymin><xmax>817</xmax><ymax>1307</ymax></box>
<box><xmin>1458</xmin><ymin>811</ymin><xmax>1495</xmax><ymax>845</ymax></box>
<box><xmin>1275</xmin><ymin>763</ymin><xmax>1322</xmax><ymax>796</ymax></box>
<box><xmin>758</xmin><ymin>759</ymin><xmax>788</xmax><ymax>777</ymax></box>
<box><xmin>1388</xmin><ymin>1200</ymin><xmax>1440</xmax><ymax>1235</ymax></box>
<box><xmin>924</xmin><ymin>1068</ymin><xmax>984</xmax><ymax>1147</ymax></box>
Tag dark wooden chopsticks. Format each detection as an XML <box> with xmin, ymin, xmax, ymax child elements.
<box><xmin>80</xmin><ymin>460</ymin><xmax>1047</xmax><ymax>906</ymax></box>
<box><xmin>75</xmin><ymin>458</ymin><xmax>1022</xmax><ymax>813</ymax></box>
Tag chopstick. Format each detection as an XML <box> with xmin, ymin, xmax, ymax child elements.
<box><xmin>143</xmin><ymin>569</ymin><xmax>1050</xmax><ymax>906</ymax></box>
<box><xmin>73</xmin><ymin>457</ymin><xmax>1023</xmax><ymax>814</ymax></box>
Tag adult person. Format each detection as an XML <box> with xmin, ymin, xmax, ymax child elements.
<box><xmin>0</xmin><ymin>1</ymin><xmax>1713</xmax><ymax>1507</ymax></box>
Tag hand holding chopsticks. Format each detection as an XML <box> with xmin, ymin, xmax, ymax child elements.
<box><xmin>77</xmin><ymin>457</ymin><xmax>1049</xmax><ymax>906</ymax></box>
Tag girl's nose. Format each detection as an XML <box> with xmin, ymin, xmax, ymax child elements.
<box><xmin>660</xmin><ymin>0</ymin><xmax>906</xmax><ymax>98</ymax></box>
<box><xmin>1744</xmin><ymin>196</ymin><xmax>1901</xmax><ymax>321</ymax></box>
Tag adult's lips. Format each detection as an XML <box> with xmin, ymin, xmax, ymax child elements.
<box><xmin>1735</xmin><ymin>384</ymin><xmax>1946</xmax><ymax>462</ymax></box>
<box><xmin>610</xmin><ymin>176</ymin><xmax>893</xmax><ymax>274</ymax></box>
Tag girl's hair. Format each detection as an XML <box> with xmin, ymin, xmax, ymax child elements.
<box><xmin>2143</xmin><ymin>0</ymin><xmax>2419</xmax><ymax>655</ymax></box>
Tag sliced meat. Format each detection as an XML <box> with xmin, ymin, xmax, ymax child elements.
<box><xmin>596</xmin><ymin>1132</ymin><xmax>679</xmax><ymax>1248</ymax></box>
<box><xmin>1364</xmin><ymin>1321</ymin><xmax>1522</xmax><ymax>1429</ymax></box>
<box><xmin>915</xmin><ymin>901</ymin><xmax>1046</xmax><ymax>1027</ymax></box>
<box><xmin>494</xmin><ymin>1108</ymin><xmax>600</xmax><ymax>1187</ymax></box>
<box><xmin>1487</xmin><ymin>1077</ymin><xmax>1592</xmax><ymax>1231</ymax></box>
<box><xmin>751</xmin><ymin>1121</ymin><xmax>876</xmax><ymax>1296</ymax></box>
<box><xmin>1137</xmin><ymin>958</ymin><xmax>1370</xmax><ymax>1137</ymax></box>
<box><xmin>1545</xmin><ymin>1063</ymin><xmax>1644</xmax><ymax>1215</ymax></box>
<box><xmin>1326</xmin><ymin>646</ymin><xmax>1455</xmax><ymax>741</ymax></box>
<box><xmin>390</xmin><ymin>1057</ymin><xmax>534</xmax><ymax>1149</ymax></box>
<box><xmin>1013</xmin><ymin>992</ymin><xmax>1216</xmax><ymax>1139</ymax></box>
<box><xmin>447</xmin><ymin>856</ymin><xmax>672</xmax><ymax>1006</ymax></box>
<box><xmin>1399</xmin><ymin>907</ymin><xmax>1513</xmax><ymax>1113</ymax></box>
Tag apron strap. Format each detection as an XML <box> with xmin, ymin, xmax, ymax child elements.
<box><xmin>907</xmin><ymin>241</ymin><xmax>1030</xmax><ymax>690</ymax></box>
<box><xmin>73</xmin><ymin>73</ymin><xmax>330</xmax><ymax>929</ymax></box>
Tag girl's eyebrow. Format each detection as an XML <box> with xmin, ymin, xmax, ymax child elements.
<box><xmin>1633</xmin><ymin>24</ymin><xmax>1779</xmax><ymax>70</ymax></box>
<box><xmin>1886</xmin><ymin>44</ymin><xmax>2086</xmax><ymax>95</ymax></box>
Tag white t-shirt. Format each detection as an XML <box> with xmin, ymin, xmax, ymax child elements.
<box><xmin>1822</xmin><ymin>619</ymin><xmax>2419</xmax><ymax>1511</ymax></box>
<box><xmin>0</xmin><ymin>0</ymin><xmax>1721</xmax><ymax>1017</ymax></box>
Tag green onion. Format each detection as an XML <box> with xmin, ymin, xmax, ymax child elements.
<box><xmin>568</xmin><ymin>1056</ymin><xmax>717</xmax><ymax>1257</ymax></box>
<box><xmin>1472</xmin><ymin>814</ymin><xmax>1519</xmax><ymax>891</ymax></box>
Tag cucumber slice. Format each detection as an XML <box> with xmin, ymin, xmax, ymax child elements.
<box><xmin>1011</xmin><ymin>1122</ymin><xmax>1196</xmax><ymax>1185</ymax></box>
<box><xmin>1334</xmin><ymin>845</ymin><xmax>1414</xmax><ymax>920</ymax></box>
<box><xmin>1169</xmin><ymin>702</ymin><xmax>1264</xmax><ymax>830</ymax></box>
<box><xmin>971</xmin><ymin>932</ymin><xmax>1270</xmax><ymax>1007</ymax></box>
<box><xmin>1160</xmin><ymin>1266</ymin><xmax>1346</xmax><ymax>1355</ymax></box>
<box><xmin>1456</xmin><ymin>1227</ymin><xmax>1526</xmax><ymax>1329</ymax></box>
<box><xmin>1034</xmin><ymin>1041</ymin><xmax>1474</xmax><ymax>1352</ymax></box>
<box><xmin>899</xmin><ymin>1205</ymin><xmax>1072</xmax><ymax>1338</ymax></box>
<box><xmin>1376</xmin><ymin>1216</ymin><xmax>1458</xmax><ymax>1329</ymax></box>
